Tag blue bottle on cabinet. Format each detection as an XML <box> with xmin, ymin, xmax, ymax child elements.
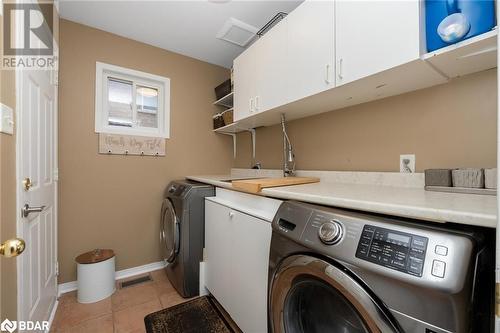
<box><xmin>425</xmin><ymin>0</ymin><xmax>496</xmax><ymax>52</ymax></box>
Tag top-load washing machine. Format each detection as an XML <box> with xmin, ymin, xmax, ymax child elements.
<box><xmin>268</xmin><ymin>201</ymin><xmax>492</xmax><ymax>333</ymax></box>
<box><xmin>160</xmin><ymin>180</ymin><xmax>214</xmax><ymax>298</ymax></box>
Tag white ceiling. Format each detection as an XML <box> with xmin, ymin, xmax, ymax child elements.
<box><xmin>59</xmin><ymin>1</ymin><xmax>302</xmax><ymax>68</ymax></box>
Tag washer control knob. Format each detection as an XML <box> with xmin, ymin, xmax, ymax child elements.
<box><xmin>318</xmin><ymin>220</ymin><xmax>343</xmax><ymax>245</ymax></box>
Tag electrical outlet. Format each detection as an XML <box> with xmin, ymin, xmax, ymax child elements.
<box><xmin>400</xmin><ymin>154</ymin><xmax>415</xmax><ymax>173</ymax></box>
<box><xmin>0</xmin><ymin>103</ymin><xmax>14</xmax><ymax>135</ymax></box>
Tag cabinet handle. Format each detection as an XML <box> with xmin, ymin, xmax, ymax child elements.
<box><xmin>338</xmin><ymin>58</ymin><xmax>343</xmax><ymax>80</ymax></box>
<box><xmin>325</xmin><ymin>64</ymin><xmax>331</xmax><ymax>84</ymax></box>
<box><xmin>249</xmin><ymin>98</ymin><xmax>254</xmax><ymax>113</ymax></box>
<box><xmin>255</xmin><ymin>96</ymin><xmax>260</xmax><ymax>112</ymax></box>
<box><xmin>229</xmin><ymin>211</ymin><xmax>234</xmax><ymax>219</ymax></box>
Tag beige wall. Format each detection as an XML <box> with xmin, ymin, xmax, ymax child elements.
<box><xmin>235</xmin><ymin>69</ymin><xmax>497</xmax><ymax>171</ymax></box>
<box><xmin>0</xmin><ymin>14</ymin><xmax>18</xmax><ymax>321</ymax></box>
<box><xmin>58</xmin><ymin>20</ymin><xmax>233</xmax><ymax>283</ymax></box>
<box><xmin>58</xmin><ymin>20</ymin><xmax>496</xmax><ymax>282</ymax></box>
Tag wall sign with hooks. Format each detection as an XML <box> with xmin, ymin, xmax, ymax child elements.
<box><xmin>98</xmin><ymin>133</ymin><xmax>165</xmax><ymax>156</ymax></box>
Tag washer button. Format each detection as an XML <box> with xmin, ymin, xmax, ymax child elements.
<box><xmin>431</xmin><ymin>260</ymin><xmax>446</xmax><ymax>278</ymax></box>
<box><xmin>408</xmin><ymin>258</ymin><xmax>424</xmax><ymax>275</ymax></box>
<box><xmin>411</xmin><ymin>237</ymin><xmax>427</xmax><ymax>250</ymax></box>
<box><xmin>435</xmin><ymin>245</ymin><xmax>448</xmax><ymax>256</ymax></box>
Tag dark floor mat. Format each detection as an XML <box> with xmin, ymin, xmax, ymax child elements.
<box><xmin>144</xmin><ymin>296</ymin><xmax>236</xmax><ymax>333</ymax></box>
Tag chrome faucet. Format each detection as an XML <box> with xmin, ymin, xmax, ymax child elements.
<box><xmin>281</xmin><ymin>114</ymin><xmax>295</xmax><ymax>177</ymax></box>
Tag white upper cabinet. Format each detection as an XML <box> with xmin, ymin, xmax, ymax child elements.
<box><xmin>287</xmin><ymin>0</ymin><xmax>335</xmax><ymax>101</ymax></box>
<box><xmin>254</xmin><ymin>18</ymin><xmax>288</xmax><ymax>114</ymax></box>
<box><xmin>228</xmin><ymin>0</ymin><xmax>476</xmax><ymax>131</ymax></box>
<box><xmin>234</xmin><ymin>18</ymin><xmax>288</xmax><ymax>121</ymax></box>
<box><xmin>335</xmin><ymin>0</ymin><xmax>421</xmax><ymax>86</ymax></box>
<box><xmin>233</xmin><ymin>45</ymin><xmax>257</xmax><ymax>121</ymax></box>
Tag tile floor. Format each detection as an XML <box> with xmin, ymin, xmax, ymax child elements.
<box><xmin>51</xmin><ymin>269</ymin><xmax>192</xmax><ymax>333</ymax></box>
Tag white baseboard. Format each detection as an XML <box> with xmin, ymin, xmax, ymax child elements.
<box><xmin>199</xmin><ymin>261</ymin><xmax>209</xmax><ymax>296</ymax></box>
<box><xmin>46</xmin><ymin>299</ymin><xmax>59</xmax><ymax>332</ymax></box>
<box><xmin>58</xmin><ymin>261</ymin><xmax>167</xmax><ymax>297</ymax></box>
<box><xmin>58</xmin><ymin>281</ymin><xmax>77</xmax><ymax>296</ymax></box>
<box><xmin>114</xmin><ymin>261</ymin><xmax>167</xmax><ymax>280</ymax></box>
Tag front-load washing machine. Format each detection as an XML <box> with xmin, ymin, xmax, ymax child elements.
<box><xmin>160</xmin><ymin>180</ymin><xmax>214</xmax><ymax>298</ymax></box>
<box><xmin>268</xmin><ymin>201</ymin><xmax>492</xmax><ymax>333</ymax></box>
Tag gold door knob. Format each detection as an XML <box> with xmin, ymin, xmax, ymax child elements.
<box><xmin>23</xmin><ymin>177</ymin><xmax>32</xmax><ymax>191</ymax></box>
<box><xmin>0</xmin><ymin>238</ymin><xmax>26</xmax><ymax>258</ymax></box>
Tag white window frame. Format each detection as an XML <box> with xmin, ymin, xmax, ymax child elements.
<box><xmin>95</xmin><ymin>62</ymin><xmax>170</xmax><ymax>138</ymax></box>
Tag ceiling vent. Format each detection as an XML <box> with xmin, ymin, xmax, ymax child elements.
<box><xmin>216</xmin><ymin>18</ymin><xmax>258</xmax><ymax>47</ymax></box>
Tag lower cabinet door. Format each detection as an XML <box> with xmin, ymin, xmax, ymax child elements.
<box><xmin>230</xmin><ymin>210</ymin><xmax>272</xmax><ymax>333</ymax></box>
<box><xmin>205</xmin><ymin>200</ymin><xmax>273</xmax><ymax>333</ymax></box>
<box><xmin>204</xmin><ymin>200</ymin><xmax>233</xmax><ymax>312</ymax></box>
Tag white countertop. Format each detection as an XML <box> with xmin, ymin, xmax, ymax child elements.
<box><xmin>187</xmin><ymin>172</ymin><xmax>497</xmax><ymax>228</ymax></box>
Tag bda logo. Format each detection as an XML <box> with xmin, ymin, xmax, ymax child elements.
<box><xmin>0</xmin><ymin>319</ymin><xmax>17</xmax><ymax>333</ymax></box>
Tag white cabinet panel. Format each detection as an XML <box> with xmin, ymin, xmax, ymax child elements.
<box><xmin>287</xmin><ymin>0</ymin><xmax>335</xmax><ymax>101</ymax></box>
<box><xmin>205</xmin><ymin>200</ymin><xmax>234</xmax><ymax>312</ymax></box>
<box><xmin>335</xmin><ymin>0</ymin><xmax>421</xmax><ymax>86</ymax></box>
<box><xmin>230</xmin><ymin>210</ymin><xmax>272</xmax><ymax>333</ymax></box>
<box><xmin>204</xmin><ymin>199</ymin><xmax>272</xmax><ymax>333</ymax></box>
<box><xmin>255</xmin><ymin>18</ymin><xmax>288</xmax><ymax>113</ymax></box>
<box><xmin>233</xmin><ymin>45</ymin><xmax>256</xmax><ymax>121</ymax></box>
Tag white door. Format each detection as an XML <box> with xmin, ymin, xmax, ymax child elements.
<box><xmin>335</xmin><ymin>0</ymin><xmax>421</xmax><ymax>86</ymax></box>
<box><xmin>233</xmin><ymin>45</ymin><xmax>256</xmax><ymax>121</ymax></box>
<box><xmin>17</xmin><ymin>68</ymin><xmax>58</xmax><ymax>325</ymax></box>
<box><xmin>287</xmin><ymin>0</ymin><xmax>335</xmax><ymax>101</ymax></box>
<box><xmin>254</xmin><ymin>18</ymin><xmax>288</xmax><ymax>113</ymax></box>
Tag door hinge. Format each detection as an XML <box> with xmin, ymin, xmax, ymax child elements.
<box><xmin>53</xmin><ymin>168</ymin><xmax>59</xmax><ymax>181</ymax></box>
<box><xmin>55</xmin><ymin>261</ymin><xmax>59</xmax><ymax>276</ymax></box>
<box><xmin>51</xmin><ymin>71</ymin><xmax>59</xmax><ymax>87</ymax></box>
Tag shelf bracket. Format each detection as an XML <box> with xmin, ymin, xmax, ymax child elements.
<box><xmin>247</xmin><ymin>128</ymin><xmax>256</xmax><ymax>159</ymax></box>
<box><xmin>216</xmin><ymin>124</ymin><xmax>255</xmax><ymax>160</ymax></box>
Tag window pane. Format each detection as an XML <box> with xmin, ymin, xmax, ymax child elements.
<box><xmin>107</xmin><ymin>77</ymin><xmax>133</xmax><ymax>127</ymax></box>
<box><xmin>136</xmin><ymin>85</ymin><xmax>158</xmax><ymax>128</ymax></box>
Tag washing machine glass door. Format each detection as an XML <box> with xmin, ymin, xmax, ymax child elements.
<box><xmin>270</xmin><ymin>255</ymin><xmax>400</xmax><ymax>333</ymax></box>
<box><xmin>160</xmin><ymin>199</ymin><xmax>179</xmax><ymax>263</ymax></box>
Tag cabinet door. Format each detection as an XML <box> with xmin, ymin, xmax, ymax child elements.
<box><xmin>233</xmin><ymin>46</ymin><xmax>256</xmax><ymax>121</ymax></box>
<box><xmin>335</xmin><ymin>0</ymin><xmax>421</xmax><ymax>86</ymax></box>
<box><xmin>287</xmin><ymin>0</ymin><xmax>335</xmax><ymax>101</ymax></box>
<box><xmin>254</xmin><ymin>18</ymin><xmax>288</xmax><ymax>113</ymax></box>
<box><xmin>230</xmin><ymin>210</ymin><xmax>272</xmax><ymax>333</ymax></box>
<box><xmin>204</xmin><ymin>200</ymin><xmax>233</xmax><ymax>312</ymax></box>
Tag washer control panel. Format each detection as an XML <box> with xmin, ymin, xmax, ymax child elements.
<box><xmin>356</xmin><ymin>225</ymin><xmax>428</xmax><ymax>277</ymax></box>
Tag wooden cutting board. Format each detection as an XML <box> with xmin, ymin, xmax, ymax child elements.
<box><xmin>231</xmin><ymin>177</ymin><xmax>319</xmax><ymax>193</ymax></box>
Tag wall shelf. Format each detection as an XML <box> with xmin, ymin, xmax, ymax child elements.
<box><xmin>213</xmin><ymin>121</ymin><xmax>246</xmax><ymax>134</ymax></box>
<box><xmin>213</xmin><ymin>92</ymin><xmax>234</xmax><ymax>108</ymax></box>
<box><xmin>422</xmin><ymin>29</ymin><xmax>497</xmax><ymax>79</ymax></box>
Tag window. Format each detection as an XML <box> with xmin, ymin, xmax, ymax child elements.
<box><xmin>95</xmin><ymin>62</ymin><xmax>170</xmax><ymax>138</ymax></box>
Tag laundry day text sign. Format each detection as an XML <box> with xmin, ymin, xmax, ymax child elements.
<box><xmin>98</xmin><ymin>133</ymin><xmax>166</xmax><ymax>156</ymax></box>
